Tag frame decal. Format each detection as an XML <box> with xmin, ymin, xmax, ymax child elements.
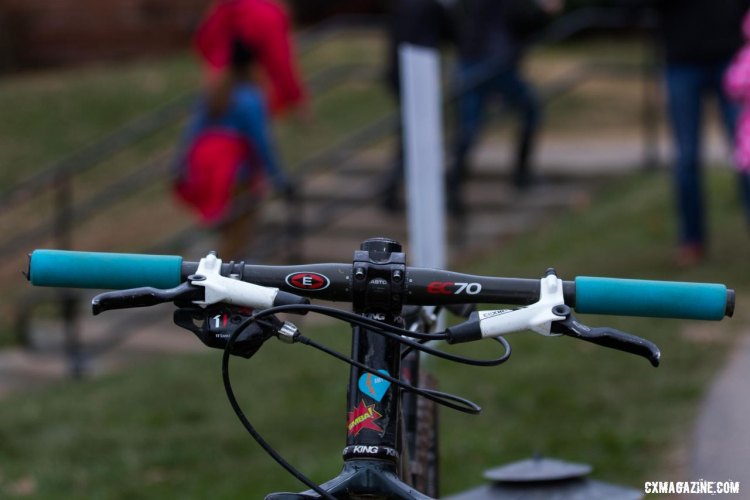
<box><xmin>347</xmin><ymin>400</ymin><xmax>383</xmax><ymax>437</ymax></box>
<box><xmin>358</xmin><ymin>369</ymin><xmax>391</xmax><ymax>402</ymax></box>
<box><xmin>426</xmin><ymin>281</ymin><xmax>482</xmax><ymax>295</ymax></box>
<box><xmin>342</xmin><ymin>445</ymin><xmax>399</xmax><ymax>461</ymax></box>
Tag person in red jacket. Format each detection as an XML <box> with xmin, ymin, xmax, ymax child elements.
<box><xmin>175</xmin><ymin>0</ymin><xmax>307</xmax><ymax>259</ymax></box>
<box><xmin>195</xmin><ymin>0</ymin><xmax>308</xmax><ymax>116</ymax></box>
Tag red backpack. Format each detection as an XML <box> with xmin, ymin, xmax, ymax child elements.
<box><xmin>174</xmin><ymin>130</ymin><xmax>265</xmax><ymax>224</ymax></box>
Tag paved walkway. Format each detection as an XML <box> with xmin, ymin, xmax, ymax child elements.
<box><xmin>0</xmin><ymin>309</ymin><xmax>202</xmax><ymax>397</ymax></box>
<box><xmin>689</xmin><ymin>331</ymin><xmax>750</xmax><ymax>495</ymax></box>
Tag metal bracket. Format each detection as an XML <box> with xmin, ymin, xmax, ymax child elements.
<box><xmin>476</xmin><ymin>270</ymin><xmax>567</xmax><ymax>338</ymax></box>
<box><xmin>191</xmin><ymin>253</ymin><xmax>280</xmax><ymax>309</ymax></box>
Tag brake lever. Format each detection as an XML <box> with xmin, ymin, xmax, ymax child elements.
<box><xmin>551</xmin><ymin>305</ymin><xmax>661</xmax><ymax>367</ymax></box>
<box><xmin>92</xmin><ymin>282</ymin><xmax>204</xmax><ymax>315</ymax></box>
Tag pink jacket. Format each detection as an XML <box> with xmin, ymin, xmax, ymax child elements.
<box><xmin>725</xmin><ymin>11</ymin><xmax>750</xmax><ymax>171</ymax></box>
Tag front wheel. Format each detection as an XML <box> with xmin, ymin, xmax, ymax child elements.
<box><xmin>404</xmin><ymin>371</ymin><xmax>440</xmax><ymax>498</ymax></box>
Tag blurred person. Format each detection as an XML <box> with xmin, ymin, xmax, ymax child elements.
<box><xmin>174</xmin><ymin>0</ymin><xmax>307</xmax><ymax>260</ymax></box>
<box><xmin>447</xmin><ymin>0</ymin><xmax>564</xmax><ymax>216</ymax></box>
<box><xmin>626</xmin><ymin>0</ymin><xmax>750</xmax><ymax>266</ymax></box>
<box><xmin>380</xmin><ymin>0</ymin><xmax>456</xmax><ymax>211</ymax></box>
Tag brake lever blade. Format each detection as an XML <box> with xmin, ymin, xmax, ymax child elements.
<box><xmin>92</xmin><ymin>282</ymin><xmax>203</xmax><ymax>315</ymax></box>
<box><xmin>552</xmin><ymin>314</ymin><xmax>661</xmax><ymax>367</ymax></box>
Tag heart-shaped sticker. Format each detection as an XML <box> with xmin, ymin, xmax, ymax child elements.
<box><xmin>358</xmin><ymin>370</ymin><xmax>391</xmax><ymax>402</ymax></box>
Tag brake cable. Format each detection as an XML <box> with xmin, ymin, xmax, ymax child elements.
<box><xmin>220</xmin><ymin>303</ymin><xmax>512</xmax><ymax>498</ymax></box>
<box><xmin>296</xmin><ymin>335</ymin><xmax>508</xmax><ymax>413</ymax></box>
<box><xmin>271</xmin><ymin>303</ymin><xmax>450</xmax><ymax>341</ymax></box>
<box><xmin>221</xmin><ymin>336</ymin><xmax>337</xmax><ymax>500</ymax></box>
<box><xmin>254</xmin><ymin>304</ymin><xmax>512</xmax><ymax>367</ymax></box>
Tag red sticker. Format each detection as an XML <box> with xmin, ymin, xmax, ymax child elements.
<box><xmin>347</xmin><ymin>400</ymin><xmax>383</xmax><ymax>437</ymax></box>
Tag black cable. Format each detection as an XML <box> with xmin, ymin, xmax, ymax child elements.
<box><xmin>298</xmin><ymin>335</ymin><xmax>484</xmax><ymax>414</ymax></box>
<box><xmin>264</xmin><ymin>304</ymin><xmax>449</xmax><ymax>341</ymax></box>
<box><xmin>258</xmin><ymin>304</ymin><xmax>511</xmax><ymax>367</ymax></box>
<box><xmin>249</xmin><ymin>304</ymin><xmax>512</xmax><ymax>407</ymax></box>
<box><xmin>400</xmin><ymin>338</ymin><xmax>430</xmax><ymax>360</ymax></box>
<box><xmin>220</xmin><ymin>304</ymin><xmax>513</xmax><ymax>497</ymax></box>
<box><xmin>222</xmin><ymin>318</ymin><xmax>337</xmax><ymax>500</ymax></box>
<box><xmin>380</xmin><ymin>328</ymin><xmax>508</xmax><ymax>366</ymax></box>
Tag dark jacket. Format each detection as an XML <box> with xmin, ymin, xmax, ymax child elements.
<box><xmin>386</xmin><ymin>0</ymin><xmax>454</xmax><ymax>92</ymax></box>
<box><xmin>456</xmin><ymin>0</ymin><xmax>552</xmax><ymax>63</ymax></box>
<box><xmin>458</xmin><ymin>0</ymin><xmax>518</xmax><ymax>63</ymax></box>
<box><xmin>625</xmin><ymin>0</ymin><xmax>750</xmax><ymax>63</ymax></box>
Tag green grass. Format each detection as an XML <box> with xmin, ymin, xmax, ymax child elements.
<box><xmin>0</xmin><ymin>32</ymin><xmax>391</xmax><ymax>187</ymax></box>
<box><xmin>0</xmin><ymin>56</ymin><xmax>199</xmax><ymax>186</ymax></box>
<box><xmin>0</xmin><ymin>167</ymin><xmax>747</xmax><ymax>498</ymax></box>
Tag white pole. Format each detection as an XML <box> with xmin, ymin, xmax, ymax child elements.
<box><xmin>399</xmin><ymin>44</ymin><xmax>447</xmax><ymax>335</ymax></box>
<box><xmin>399</xmin><ymin>44</ymin><xmax>447</xmax><ymax>271</ymax></box>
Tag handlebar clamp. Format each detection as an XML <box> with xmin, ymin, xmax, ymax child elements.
<box><xmin>351</xmin><ymin>239</ymin><xmax>407</xmax><ymax>315</ymax></box>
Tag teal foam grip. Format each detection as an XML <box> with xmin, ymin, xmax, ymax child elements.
<box><xmin>30</xmin><ymin>250</ymin><xmax>183</xmax><ymax>290</ymax></box>
<box><xmin>575</xmin><ymin>277</ymin><xmax>728</xmax><ymax>320</ymax></box>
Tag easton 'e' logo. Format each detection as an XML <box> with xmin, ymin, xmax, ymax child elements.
<box><xmin>285</xmin><ymin>272</ymin><xmax>330</xmax><ymax>291</ymax></box>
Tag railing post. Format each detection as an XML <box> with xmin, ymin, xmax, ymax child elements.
<box><xmin>55</xmin><ymin>172</ymin><xmax>85</xmax><ymax>379</ymax></box>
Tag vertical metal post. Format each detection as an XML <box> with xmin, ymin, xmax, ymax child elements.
<box><xmin>400</xmin><ymin>44</ymin><xmax>446</xmax><ymax>334</ymax></box>
<box><xmin>55</xmin><ymin>172</ymin><xmax>85</xmax><ymax>379</ymax></box>
<box><xmin>400</xmin><ymin>44</ymin><xmax>447</xmax><ymax>271</ymax></box>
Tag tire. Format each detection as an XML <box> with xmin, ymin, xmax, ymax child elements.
<box><xmin>407</xmin><ymin>371</ymin><xmax>440</xmax><ymax>498</ymax></box>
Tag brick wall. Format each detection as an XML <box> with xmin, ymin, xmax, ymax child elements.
<box><xmin>0</xmin><ymin>0</ymin><xmax>385</xmax><ymax>72</ymax></box>
<box><xmin>0</xmin><ymin>0</ymin><xmax>211</xmax><ymax>70</ymax></box>
<box><xmin>289</xmin><ymin>0</ymin><xmax>384</xmax><ymax>24</ymax></box>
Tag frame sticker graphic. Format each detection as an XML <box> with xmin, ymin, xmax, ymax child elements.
<box><xmin>347</xmin><ymin>400</ymin><xmax>383</xmax><ymax>437</ymax></box>
<box><xmin>358</xmin><ymin>369</ymin><xmax>391</xmax><ymax>402</ymax></box>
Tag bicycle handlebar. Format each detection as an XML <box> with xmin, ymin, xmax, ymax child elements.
<box><xmin>28</xmin><ymin>249</ymin><xmax>734</xmax><ymax>321</ymax></box>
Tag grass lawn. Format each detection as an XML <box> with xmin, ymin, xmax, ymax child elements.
<box><xmin>0</xmin><ymin>167</ymin><xmax>747</xmax><ymax>498</ymax></box>
<box><xmin>0</xmin><ymin>56</ymin><xmax>200</xmax><ymax>187</ymax></box>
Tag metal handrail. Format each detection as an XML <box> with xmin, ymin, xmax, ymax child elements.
<box><xmin>0</xmin><ymin>64</ymin><xmax>378</xmax><ymax>256</ymax></box>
